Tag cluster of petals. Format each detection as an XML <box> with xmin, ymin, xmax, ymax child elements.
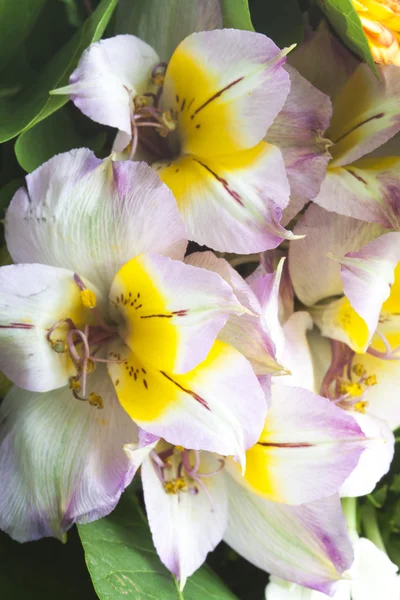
<box><xmin>0</xmin><ymin>12</ymin><xmax>399</xmax><ymax>600</ymax></box>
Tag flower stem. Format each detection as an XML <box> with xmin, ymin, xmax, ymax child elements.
<box><xmin>361</xmin><ymin>503</ymin><xmax>386</xmax><ymax>553</ymax></box>
<box><xmin>342</xmin><ymin>497</ymin><xmax>358</xmax><ymax>535</ymax></box>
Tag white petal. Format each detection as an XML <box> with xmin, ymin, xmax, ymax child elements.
<box><xmin>0</xmin><ymin>367</ymin><xmax>138</xmax><ymax>542</ymax></box>
<box><xmin>6</xmin><ymin>150</ymin><xmax>187</xmax><ymax>295</ymax></box>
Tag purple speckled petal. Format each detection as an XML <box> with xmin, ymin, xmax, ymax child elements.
<box><xmin>162</xmin><ymin>29</ymin><xmax>291</xmax><ymax>156</ymax></box>
<box><xmin>230</xmin><ymin>384</ymin><xmax>367</xmax><ymax>505</ymax></box>
<box><xmin>313</xmin><ymin>156</ymin><xmax>400</xmax><ymax>230</ymax></box>
<box><xmin>0</xmin><ymin>367</ymin><xmax>138</xmax><ymax>542</ymax></box>
<box><xmin>142</xmin><ymin>449</ymin><xmax>227</xmax><ymax>589</ymax></box>
<box><xmin>328</xmin><ymin>64</ymin><xmax>400</xmax><ymax>168</ymax></box>
<box><xmin>224</xmin><ymin>482</ymin><xmax>354</xmax><ymax>596</ymax></box>
<box><xmin>6</xmin><ymin>149</ymin><xmax>187</xmax><ymax>296</ymax></box>
<box><xmin>0</xmin><ymin>263</ymin><xmax>103</xmax><ymax>392</ymax></box>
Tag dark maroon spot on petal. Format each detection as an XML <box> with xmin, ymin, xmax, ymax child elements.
<box><xmin>135</xmin><ymin>304</ymin><xmax>143</xmax><ymax>310</ymax></box>
<box><xmin>333</xmin><ymin>112</ymin><xmax>385</xmax><ymax>144</ymax></box>
<box><xmin>142</xmin><ymin>368</ymin><xmax>147</xmax><ymax>374</ymax></box>
<box><xmin>134</xmin><ymin>373</ymin><xmax>137</xmax><ymax>381</ymax></box>
<box><xmin>181</xmin><ymin>98</ymin><xmax>186</xmax><ymax>111</ymax></box>
<box><xmin>258</xmin><ymin>442</ymin><xmax>313</xmax><ymax>448</ymax></box>
<box><xmin>196</xmin><ymin>124</ymin><xmax>201</xmax><ymax>129</ymax></box>
<box><xmin>347</xmin><ymin>169</ymin><xmax>368</xmax><ymax>185</ymax></box>
<box><xmin>192</xmin><ymin>77</ymin><xmax>244</xmax><ymax>116</ymax></box>
<box><xmin>176</xmin><ymin>94</ymin><xmax>180</xmax><ymax>103</ymax></box>
<box><xmin>0</xmin><ymin>322</ymin><xmax>35</xmax><ymax>329</ymax></box>
<box><xmin>188</xmin><ymin>98</ymin><xmax>194</xmax><ymax>110</ymax></box>
<box><xmin>194</xmin><ymin>159</ymin><xmax>244</xmax><ymax>206</ymax></box>
<box><xmin>143</xmin><ymin>379</ymin><xmax>148</xmax><ymax>389</ymax></box>
<box><xmin>160</xmin><ymin>371</ymin><xmax>210</xmax><ymax>410</ymax></box>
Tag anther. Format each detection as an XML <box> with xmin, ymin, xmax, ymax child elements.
<box><xmin>50</xmin><ymin>339</ymin><xmax>68</xmax><ymax>353</ymax></box>
<box><xmin>164</xmin><ymin>478</ymin><xmax>186</xmax><ymax>494</ymax></box>
<box><xmin>354</xmin><ymin>401</ymin><xmax>368</xmax><ymax>414</ymax></box>
<box><xmin>134</xmin><ymin>94</ymin><xmax>152</xmax><ymax>110</ymax></box>
<box><xmin>159</xmin><ymin>111</ymin><xmax>177</xmax><ymax>136</ymax></box>
<box><xmin>365</xmin><ymin>374</ymin><xmax>377</xmax><ymax>386</ymax></box>
<box><xmin>89</xmin><ymin>393</ymin><xmax>103</xmax><ymax>409</ymax></box>
<box><xmin>69</xmin><ymin>377</ymin><xmax>81</xmax><ymax>392</ymax></box>
<box><xmin>352</xmin><ymin>364</ymin><xmax>366</xmax><ymax>377</ymax></box>
<box><xmin>80</xmin><ymin>289</ymin><xmax>97</xmax><ymax>309</ymax></box>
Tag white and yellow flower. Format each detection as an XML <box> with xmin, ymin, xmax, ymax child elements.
<box><xmin>0</xmin><ymin>148</ymin><xmax>270</xmax><ymax>541</ymax></box>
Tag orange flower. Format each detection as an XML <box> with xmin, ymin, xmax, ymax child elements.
<box><xmin>353</xmin><ymin>0</ymin><xmax>400</xmax><ymax>65</ymax></box>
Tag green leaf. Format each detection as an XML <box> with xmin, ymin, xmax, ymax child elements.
<box><xmin>221</xmin><ymin>0</ymin><xmax>254</xmax><ymax>30</ymax></box>
<box><xmin>78</xmin><ymin>490</ymin><xmax>238</xmax><ymax>599</ymax></box>
<box><xmin>15</xmin><ymin>109</ymin><xmax>107</xmax><ymax>173</ymax></box>
<box><xmin>0</xmin><ymin>0</ymin><xmax>48</xmax><ymax>69</ymax></box>
<box><xmin>316</xmin><ymin>0</ymin><xmax>378</xmax><ymax>73</ymax></box>
<box><xmin>390</xmin><ymin>474</ymin><xmax>400</xmax><ymax>495</ymax></box>
<box><xmin>367</xmin><ymin>484</ymin><xmax>388</xmax><ymax>509</ymax></box>
<box><xmin>0</xmin><ymin>0</ymin><xmax>117</xmax><ymax>144</ymax></box>
<box><xmin>249</xmin><ymin>0</ymin><xmax>304</xmax><ymax>48</ymax></box>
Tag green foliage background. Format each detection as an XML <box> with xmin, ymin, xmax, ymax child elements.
<box><xmin>0</xmin><ymin>1</ymin><xmax>395</xmax><ymax>599</ymax></box>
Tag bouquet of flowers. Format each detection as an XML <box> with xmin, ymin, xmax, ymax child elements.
<box><xmin>0</xmin><ymin>1</ymin><xmax>399</xmax><ymax>598</ymax></box>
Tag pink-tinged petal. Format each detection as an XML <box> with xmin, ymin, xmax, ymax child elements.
<box><xmin>289</xmin><ymin>21</ymin><xmax>358</xmax><ymax>102</ymax></box>
<box><xmin>224</xmin><ymin>478</ymin><xmax>354</xmax><ymax>596</ymax></box>
<box><xmin>340</xmin><ymin>413</ymin><xmax>394</xmax><ymax>498</ymax></box>
<box><xmin>108</xmin><ymin>339</ymin><xmax>267</xmax><ymax>463</ymax></box>
<box><xmin>278</xmin><ymin>312</ymin><xmax>314</xmax><ymax>389</ymax></box>
<box><xmin>328</xmin><ymin>65</ymin><xmax>400</xmax><ymax>167</ymax></box>
<box><xmin>185</xmin><ymin>251</ymin><xmax>280</xmax><ymax>374</ymax></box>
<box><xmin>0</xmin><ymin>367</ymin><xmax>138</xmax><ymax>542</ymax></box>
<box><xmin>122</xmin><ymin>429</ymin><xmax>159</xmax><ymax>477</ymax></box>
<box><xmin>6</xmin><ymin>150</ymin><xmax>187</xmax><ymax>295</ymax></box>
<box><xmin>336</xmin><ymin>232</ymin><xmax>400</xmax><ymax>342</ymax></box>
<box><xmin>232</xmin><ymin>384</ymin><xmax>366</xmax><ymax>504</ymax></box>
<box><xmin>249</xmin><ymin>258</ymin><xmax>286</xmax><ymax>360</ymax></box>
<box><xmin>116</xmin><ymin>0</ymin><xmax>222</xmax><ymax>62</ymax></box>
<box><xmin>314</xmin><ymin>157</ymin><xmax>400</xmax><ymax>229</ymax></box>
<box><xmin>266</xmin><ymin>65</ymin><xmax>332</xmax><ymax>225</ymax></box>
<box><xmin>52</xmin><ymin>36</ymin><xmax>159</xmax><ymax>148</ymax></box>
<box><xmin>141</xmin><ymin>450</ymin><xmax>227</xmax><ymax>588</ymax></box>
<box><xmin>0</xmin><ymin>264</ymin><xmax>103</xmax><ymax>392</ymax></box>
<box><xmin>109</xmin><ymin>252</ymin><xmax>244</xmax><ymax>374</ymax></box>
<box><xmin>156</xmin><ymin>142</ymin><xmax>295</xmax><ymax>253</ymax></box>
<box><xmin>162</xmin><ymin>29</ymin><xmax>291</xmax><ymax>157</ymax></box>
<box><xmin>289</xmin><ymin>204</ymin><xmax>384</xmax><ymax>306</ymax></box>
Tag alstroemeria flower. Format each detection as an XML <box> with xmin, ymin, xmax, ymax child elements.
<box><xmin>266</xmin><ymin>536</ymin><xmax>400</xmax><ymax>600</ymax></box>
<box><xmin>288</xmin><ymin>204</ymin><xmax>399</xmax><ymax>495</ymax></box>
<box><xmin>287</xmin><ymin>20</ymin><xmax>400</xmax><ymax>227</ymax></box>
<box><xmin>128</xmin><ymin>380</ymin><xmax>367</xmax><ymax>592</ymax></box>
<box><xmin>0</xmin><ymin>148</ymin><xmax>269</xmax><ymax>541</ymax></box>
<box><xmin>353</xmin><ymin>0</ymin><xmax>400</xmax><ymax>66</ymax></box>
<box><xmin>52</xmin><ymin>30</ymin><xmax>303</xmax><ymax>253</ymax></box>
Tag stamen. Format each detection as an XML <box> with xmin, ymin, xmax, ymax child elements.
<box><xmin>88</xmin><ymin>392</ymin><xmax>103</xmax><ymax>409</ymax></box>
<box><xmin>367</xmin><ymin>330</ymin><xmax>400</xmax><ymax>360</ymax></box>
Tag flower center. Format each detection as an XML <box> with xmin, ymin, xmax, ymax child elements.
<box><xmin>47</xmin><ymin>273</ymin><xmax>120</xmax><ymax>408</ymax></box>
<box><xmin>128</xmin><ymin>63</ymin><xmax>179</xmax><ymax>161</ymax></box>
<box><xmin>150</xmin><ymin>445</ymin><xmax>225</xmax><ymax>511</ymax></box>
<box><xmin>320</xmin><ymin>341</ymin><xmax>378</xmax><ymax>413</ymax></box>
